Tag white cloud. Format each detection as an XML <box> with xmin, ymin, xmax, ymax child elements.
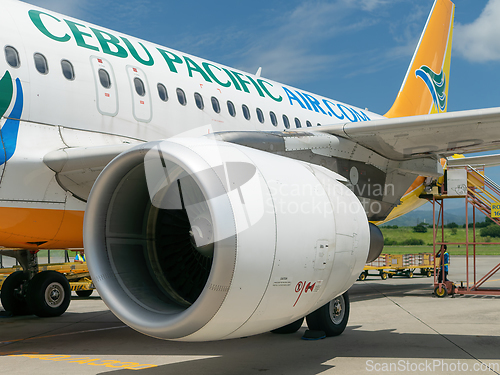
<box><xmin>232</xmin><ymin>0</ymin><xmax>384</xmax><ymax>83</ymax></box>
<box><xmin>454</xmin><ymin>0</ymin><xmax>500</xmax><ymax>62</ymax></box>
<box><xmin>356</xmin><ymin>0</ymin><xmax>390</xmax><ymax>12</ymax></box>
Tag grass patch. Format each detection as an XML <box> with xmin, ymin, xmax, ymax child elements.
<box><xmin>383</xmin><ymin>245</ymin><xmax>500</xmax><ymax>256</ymax></box>
<box><xmin>381</xmin><ymin>226</ymin><xmax>500</xmax><ymax>255</ymax></box>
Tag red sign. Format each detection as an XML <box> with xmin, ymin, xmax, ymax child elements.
<box><xmin>293</xmin><ymin>281</ymin><xmax>317</xmax><ymax>307</ymax></box>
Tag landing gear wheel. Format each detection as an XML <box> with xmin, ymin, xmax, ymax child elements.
<box><xmin>434</xmin><ymin>285</ymin><xmax>448</xmax><ymax>298</ymax></box>
<box><xmin>306</xmin><ymin>292</ymin><xmax>350</xmax><ymax>337</ymax></box>
<box><xmin>407</xmin><ymin>271</ymin><xmax>414</xmax><ymax>278</ymax></box>
<box><xmin>271</xmin><ymin>317</ymin><xmax>304</xmax><ymax>334</ymax></box>
<box><xmin>76</xmin><ymin>290</ymin><xmax>93</xmax><ymax>298</ymax></box>
<box><xmin>358</xmin><ymin>272</ymin><xmax>367</xmax><ymax>281</ymax></box>
<box><xmin>426</xmin><ymin>270</ymin><xmax>432</xmax><ymax>277</ymax></box>
<box><xmin>26</xmin><ymin>271</ymin><xmax>71</xmax><ymax>317</ymax></box>
<box><xmin>380</xmin><ymin>272</ymin><xmax>388</xmax><ymax>280</ymax></box>
<box><xmin>0</xmin><ymin>271</ymin><xmax>31</xmax><ymax>315</ymax></box>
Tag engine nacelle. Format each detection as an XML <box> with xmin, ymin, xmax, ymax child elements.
<box><xmin>84</xmin><ymin>138</ymin><xmax>369</xmax><ymax>341</ymax></box>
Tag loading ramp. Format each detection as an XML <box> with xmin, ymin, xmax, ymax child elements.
<box><xmin>429</xmin><ymin>163</ymin><xmax>500</xmax><ymax>296</ymax></box>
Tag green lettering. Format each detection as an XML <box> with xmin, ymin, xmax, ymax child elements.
<box><xmin>90</xmin><ymin>28</ymin><xmax>128</xmax><ymax>58</ymax></box>
<box><xmin>230</xmin><ymin>71</ymin><xmax>251</xmax><ymax>93</ymax></box>
<box><xmin>223</xmin><ymin>69</ymin><xmax>241</xmax><ymax>91</ymax></box>
<box><xmin>246</xmin><ymin>75</ymin><xmax>265</xmax><ymax>97</ymax></box>
<box><xmin>65</xmin><ymin>20</ymin><xmax>99</xmax><ymax>51</ymax></box>
<box><xmin>157</xmin><ymin>48</ymin><xmax>183</xmax><ymax>73</ymax></box>
<box><xmin>258</xmin><ymin>80</ymin><xmax>283</xmax><ymax>102</ymax></box>
<box><xmin>202</xmin><ymin>63</ymin><xmax>231</xmax><ymax>87</ymax></box>
<box><xmin>183</xmin><ymin>56</ymin><xmax>212</xmax><ymax>82</ymax></box>
<box><xmin>29</xmin><ymin>10</ymin><xmax>70</xmax><ymax>42</ymax></box>
<box><xmin>121</xmin><ymin>37</ymin><xmax>154</xmax><ymax>66</ymax></box>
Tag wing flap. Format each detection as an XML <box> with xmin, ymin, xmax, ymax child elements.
<box><xmin>310</xmin><ymin>107</ymin><xmax>500</xmax><ymax>160</ymax></box>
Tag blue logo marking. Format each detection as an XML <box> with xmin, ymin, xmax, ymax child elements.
<box><xmin>415</xmin><ymin>65</ymin><xmax>446</xmax><ymax>112</ymax></box>
<box><xmin>0</xmin><ymin>77</ymin><xmax>23</xmax><ymax>166</ymax></box>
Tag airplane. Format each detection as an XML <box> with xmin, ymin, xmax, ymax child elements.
<box><xmin>1</xmin><ymin>0</ymin><xmax>499</xmax><ymax>341</ymax></box>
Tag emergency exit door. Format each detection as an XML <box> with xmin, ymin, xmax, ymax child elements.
<box><xmin>90</xmin><ymin>56</ymin><xmax>119</xmax><ymax>117</ymax></box>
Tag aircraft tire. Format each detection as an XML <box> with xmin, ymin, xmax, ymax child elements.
<box><xmin>271</xmin><ymin>317</ymin><xmax>304</xmax><ymax>334</ymax></box>
<box><xmin>76</xmin><ymin>290</ymin><xmax>93</xmax><ymax>298</ymax></box>
<box><xmin>1</xmin><ymin>271</ymin><xmax>31</xmax><ymax>315</ymax></box>
<box><xmin>26</xmin><ymin>271</ymin><xmax>71</xmax><ymax>317</ymax></box>
<box><xmin>306</xmin><ymin>292</ymin><xmax>349</xmax><ymax>337</ymax></box>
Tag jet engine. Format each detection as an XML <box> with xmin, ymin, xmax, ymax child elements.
<box><xmin>84</xmin><ymin>138</ymin><xmax>370</xmax><ymax>341</ymax></box>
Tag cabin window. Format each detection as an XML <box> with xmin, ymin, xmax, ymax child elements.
<box><xmin>194</xmin><ymin>92</ymin><xmax>204</xmax><ymax>110</ymax></box>
<box><xmin>177</xmin><ymin>88</ymin><xmax>187</xmax><ymax>106</ymax></box>
<box><xmin>256</xmin><ymin>108</ymin><xmax>264</xmax><ymax>123</ymax></box>
<box><xmin>270</xmin><ymin>111</ymin><xmax>278</xmax><ymax>127</ymax></box>
<box><xmin>5</xmin><ymin>46</ymin><xmax>20</xmax><ymax>68</ymax></box>
<box><xmin>134</xmin><ymin>77</ymin><xmax>146</xmax><ymax>97</ymax></box>
<box><xmin>98</xmin><ymin>69</ymin><xmax>111</xmax><ymax>89</ymax></box>
<box><xmin>34</xmin><ymin>53</ymin><xmax>48</xmax><ymax>74</ymax></box>
<box><xmin>227</xmin><ymin>101</ymin><xmax>236</xmax><ymax>117</ymax></box>
<box><xmin>157</xmin><ymin>83</ymin><xmax>168</xmax><ymax>102</ymax></box>
<box><xmin>61</xmin><ymin>60</ymin><xmax>75</xmax><ymax>80</ymax></box>
<box><xmin>242</xmin><ymin>104</ymin><xmax>251</xmax><ymax>120</ymax></box>
<box><xmin>306</xmin><ymin>120</ymin><xmax>312</xmax><ymax>127</ymax></box>
<box><xmin>294</xmin><ymin>118</ymin><xmax>302</xmax><ymax>128</ymax></box>
<box><xmin>211</xmin><ymin>97</ymin><xmax>220</xmax><ymax>113</ymax></box>
<box><xmin>283</xmin><ymin>115</ymin><xmax>290</xmax><ymax>129</ymax></box>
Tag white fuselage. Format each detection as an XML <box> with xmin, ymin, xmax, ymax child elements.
<box><xmin>0</xmin><ymin>0</ymin><xmax>384</xmax><ymax>250</ymax></box>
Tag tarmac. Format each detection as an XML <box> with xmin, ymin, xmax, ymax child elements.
<box><xmin>1</xmin><ymin>256</ymin><xmax>499</xmax><ymax>375</ymax></box>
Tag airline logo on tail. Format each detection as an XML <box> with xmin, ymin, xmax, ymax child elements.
<box><xmin>415</xmin><ymin>65</ymin><xmax>447</xmax><ymax>112</ymax></box>
<box><xmin>384</xmin><ymin>0</ymin><xmax>454</xmax><ymax>118</ymax></box>
<box><xmin>0</xmin><ymin>71</ymin><xmax>24</xmax><ymax>165</ymax></box>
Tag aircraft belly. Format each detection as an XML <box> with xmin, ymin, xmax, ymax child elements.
<box><xmin>0</xmin><ymin>206</ymin><xmax>84</xmax><ymax>249</ymax></box>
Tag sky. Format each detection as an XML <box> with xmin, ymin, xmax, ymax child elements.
<box><xmin>20</xmin><ymin>0</ymin><xmax>499</xmax><ymax>116</ymax></box>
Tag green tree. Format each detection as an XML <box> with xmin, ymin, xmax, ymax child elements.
<box><xmin>480</xmin><ymin>225</ymin><xmax>500</xmax><ymax>238</ymax></box>
<box><xmin>413</xmin><ymin>224</ymin><xmax>428</xmax><ymax>233</ymax></box>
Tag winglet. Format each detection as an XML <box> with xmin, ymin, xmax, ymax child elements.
<box><xmin>385</xmin><ymin>0</ymin><xmax>455</xmax><ymax>118</ymax></box>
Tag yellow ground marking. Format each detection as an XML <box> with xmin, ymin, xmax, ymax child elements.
<box><xmin>1</xmin><ymin>353</ymin><xmax>157</xmax><ymax>370</ymax></box>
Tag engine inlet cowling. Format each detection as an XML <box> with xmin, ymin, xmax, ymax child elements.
<box><xmin>84</xmin><ymin>138</ymin><xmax>370</xmax><ymax>341</ymax></box>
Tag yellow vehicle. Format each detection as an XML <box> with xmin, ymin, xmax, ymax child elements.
<box><xmin>359</xmin><ymin>253</ymin><xmax>435</xmax><ymax>280</ymax></box>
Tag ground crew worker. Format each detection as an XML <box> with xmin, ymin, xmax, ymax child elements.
<box><xmin>436</xmin><ymin>244</ymin><xmax>449</xmax><ymax>282</ymax></box>
<box><xmin>74</xmin><ymin>251</ymin><xmax>86</xmax><ymax>263</ymax></box>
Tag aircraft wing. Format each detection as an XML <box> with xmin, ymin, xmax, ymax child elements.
<box><xmin>310</xmin><ymin>107</ymin><xmax>500</xmax><ymax>160</ymax></box>
<box><xmin>42</xmin><ymin>107</ymin><xmax>500</xmax><ymax>201</ymax></box>
<box><xmin>447</xmin><ymin>153</ymin><xmax>500</xmax><ymax>168</ymax></box>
